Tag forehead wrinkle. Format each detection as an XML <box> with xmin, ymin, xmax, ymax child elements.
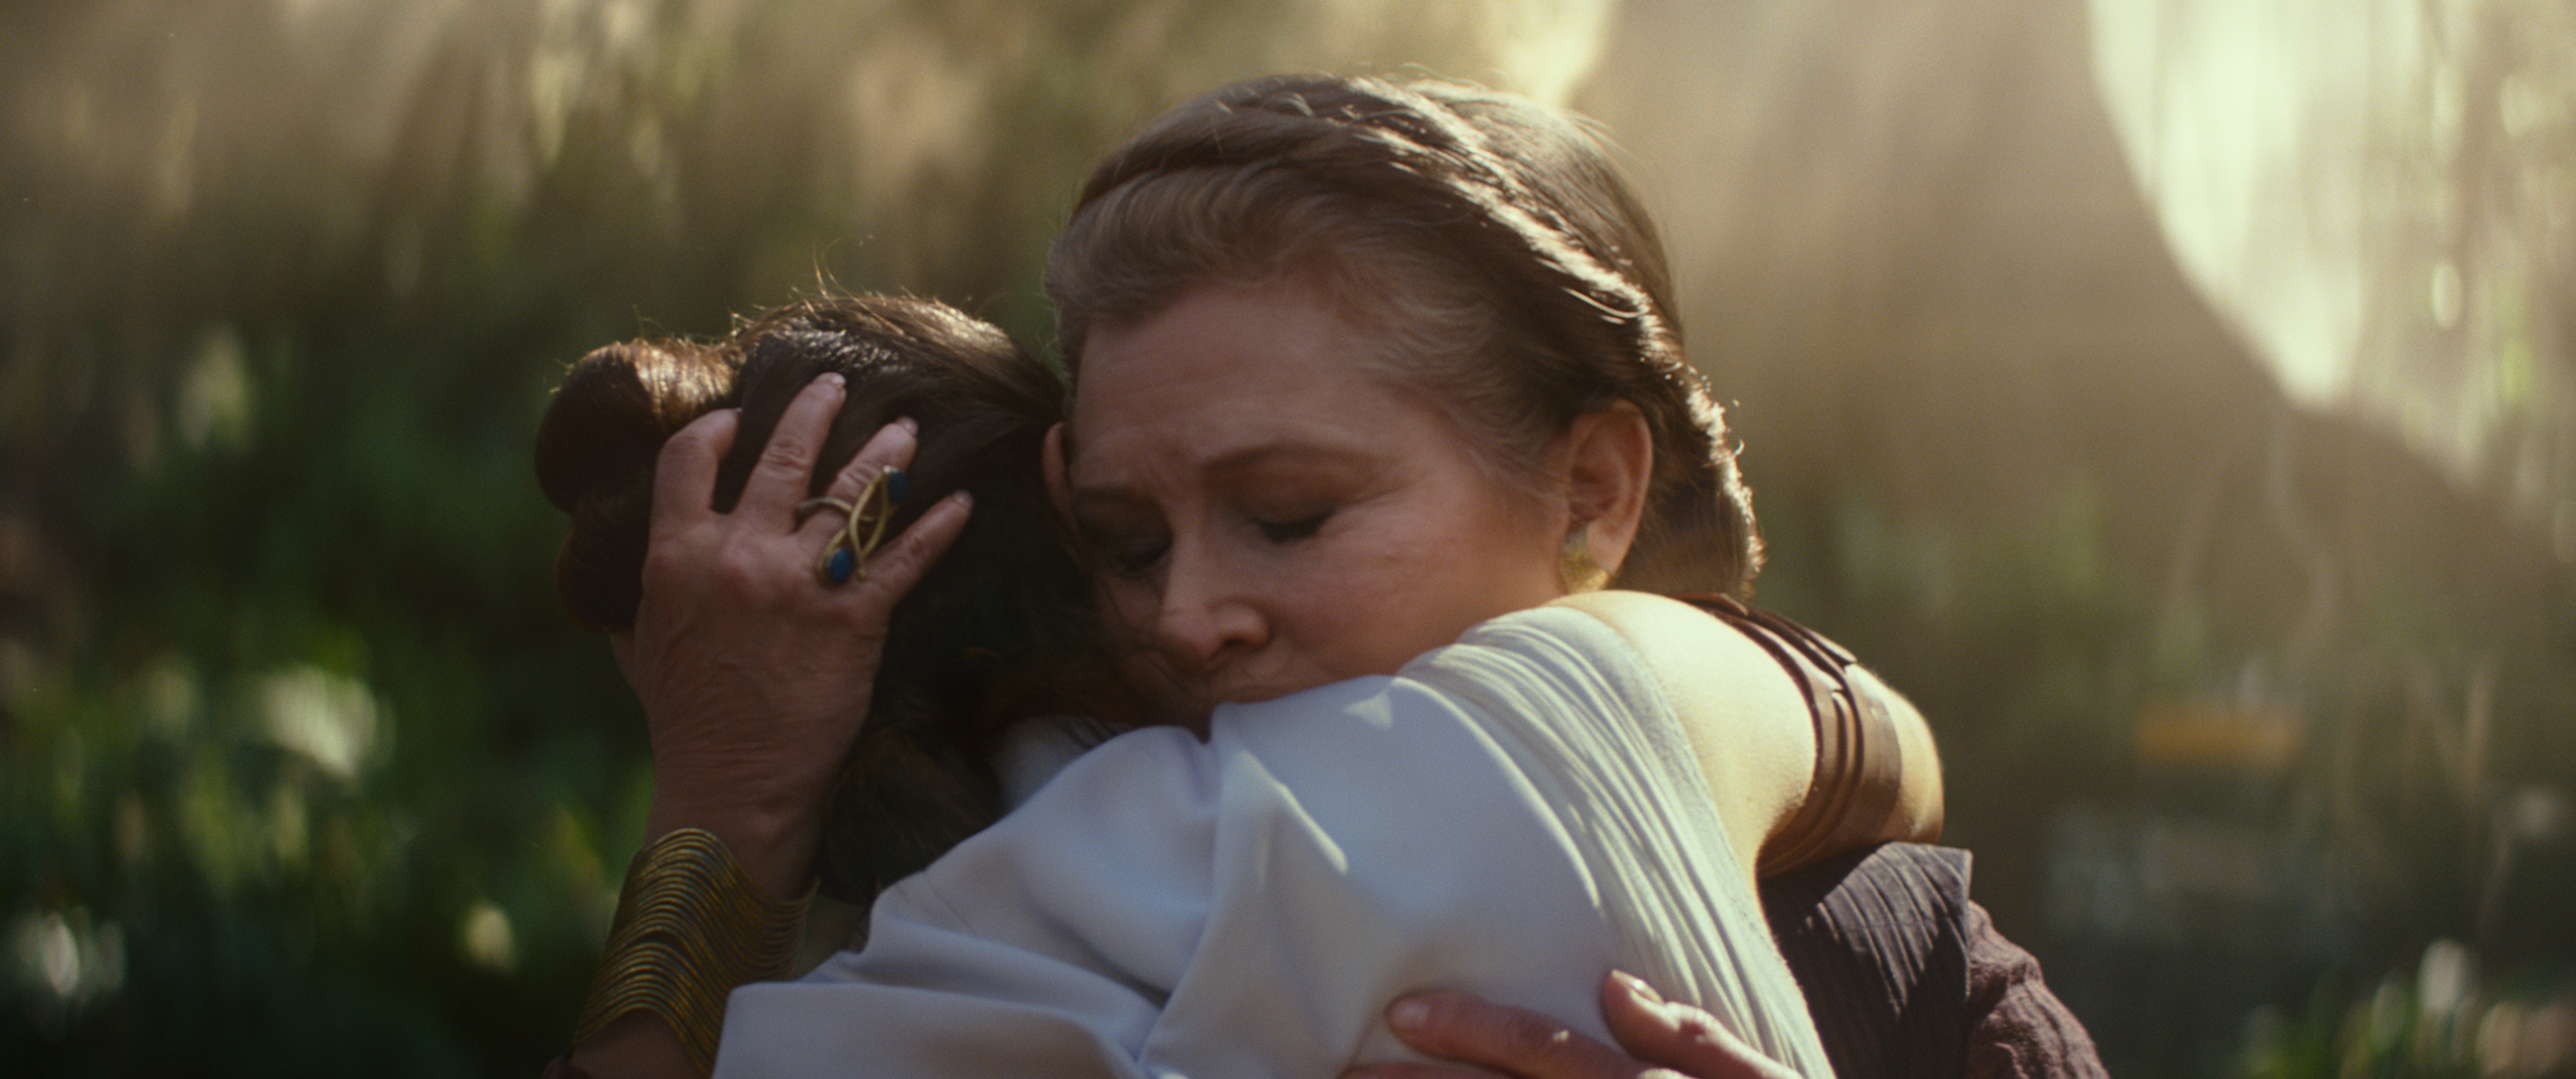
<box><xmin>1072</xmin><ymin>399</ymin><xmax>1375</xmax><ymax>472</ymax></box>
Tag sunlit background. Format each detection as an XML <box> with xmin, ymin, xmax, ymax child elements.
<box><xmin>4</xmin><ymin>1</ymin><xmax>2570</xmax><ymax>1075</ymax></box>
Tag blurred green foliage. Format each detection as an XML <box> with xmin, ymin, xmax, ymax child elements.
<box><xmin>3</xmin><ymin>1</ymin><xmax>2571</xmax><ymax>1076</ymax></box>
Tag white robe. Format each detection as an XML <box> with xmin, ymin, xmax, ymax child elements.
<box><xmin>718</xmin><ymin>606</ymin><xmax>1833</xmax><ymax>1078</ymax></box>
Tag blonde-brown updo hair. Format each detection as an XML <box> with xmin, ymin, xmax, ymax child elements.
<box><xmin>533</xmin><ymin>295</ymin><xmax>1119</xmax><ymax>904</ymax></box>
<box><xmin>1045</xmin><ymin>74</ymin><xmax>1760</xmax><ymax>597</ymax></box>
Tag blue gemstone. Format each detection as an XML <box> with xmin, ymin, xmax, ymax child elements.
<box><xmin>825</xmin><ymin>548</ymin><xmax>858</xmax><ymax>584</ymax></box>
<box><xmin>884</xmin><ymin>468</ymin><xmax>908</xmax><ymax>504</ymax></box>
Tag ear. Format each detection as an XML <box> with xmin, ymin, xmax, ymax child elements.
<box><xmin>1041</xmin><ymin>423</ymin><xmax>1074</xmax><ymax>520</ymax></box>
<box><xmin>1563</xmin><ymin>402</ymin><xmax>1653</xmax><ymax>579</ymax></box>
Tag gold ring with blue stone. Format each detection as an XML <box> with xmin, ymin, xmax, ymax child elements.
<box><xmin>796</xmin><ymin>467</ymin><xmax>904</xmax><ymax>585</ymax></box>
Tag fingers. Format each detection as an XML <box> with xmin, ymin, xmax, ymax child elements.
<box><xmin>845</xmin><ymin>490</ymin><xmax>972</xmax><ymax>610</ymax></box>
<box><xmin>1596</xmin><ymin>973</ymin><xmax>1799</xmax><ymax>1079</ymax></box>
<box><xmin>1352</xmin><ymin>990</ymin><xmax>1646</xmax><ymax>1079</ymax></box>
<box><xmin>736</xmin><ymin>372</ymin><xmax>847</xmax><ymax>519</ymax></box>
<box><xmin>650</xmin><ymin>407</ymin><xmax>740</xmax><ymax>541</ymax></box>
<box><xmin>1347</xmin><ymin>977</ymin><xmax>1800</xmax><ymax>1079</ymax></box>
<box><xmin>649</xmin><ymin>374</ymin><xmax>914</xmax><ymax>546</ymax></box>
<box><xmin>809</xmin><ymin>416</ymin><xmax>920</xmax><ymax>518</ymax></box>
<box><xmin>1339</xmin><ymin>1065</ymin><xmax>1501</xmax><ymax>1079</ymax></box>
<box><xmin>791</xmin><ymin>414</ymin><xmax>935</xmax><ymax>592</ymax></box>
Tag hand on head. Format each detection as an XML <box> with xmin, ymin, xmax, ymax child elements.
<box><xmin>536</xmin><ymin>296</ymin><xmax>1107</xmax><ymax>902</ymax></box>
<box><xmin>618</xmin><ymin>379</ymin><xmax>970</xmax><ymax>900</ymax></box>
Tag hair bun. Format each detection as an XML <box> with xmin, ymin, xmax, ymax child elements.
<box><xmin>534</xmin><ymin>341</ymin><xmax>739</xmax><ymax>629</ymax></box>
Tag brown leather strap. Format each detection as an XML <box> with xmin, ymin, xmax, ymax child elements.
<box><xmin>1679</xmin><ymin>594</ymin><xmax>1904</xmax><ymax>875</ymax></box>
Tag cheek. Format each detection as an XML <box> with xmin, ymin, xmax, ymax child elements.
<box><xmin>1094</xmin><ymin>576</ymin><xmax>1158</xmax><ymax>634</ymax></box>
<box><xmin>1289</xmin><ymin>541</ymin><xmax>1470</xmax><ymax>674</ymax></box>
<box><xmin>1458</xmin><ymin>486</ymin><xmax>1565</xmax><ymax>590</ymax></box>
<box><xmin>1375</xmin><ymin>494</ymin><xmax>1562</xmax><ymax>638</ymax></box>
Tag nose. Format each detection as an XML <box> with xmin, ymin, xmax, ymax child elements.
<box><xmin>1149</xmin><ymin>537</ymin><xmax>1268</xmax><ymax>675</ymax></box>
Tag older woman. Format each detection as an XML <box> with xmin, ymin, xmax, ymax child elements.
<box><xmin>556</xmin><ymin>73</ymin><xmax>2095</xmax><ymax>1079</ymax></box>
<box><xmin>1038</xmin><ymin>75</ymin><xmax>2097</xmax><ymax>1079</ymax></box>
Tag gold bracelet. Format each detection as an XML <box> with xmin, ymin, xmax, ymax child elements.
<box><xmin>573</xmin><ymin>828</ymin><xmax>811</xmax><ymax>1075</ymax></box>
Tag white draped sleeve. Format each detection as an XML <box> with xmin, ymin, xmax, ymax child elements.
<box><xmin>716</xmin><ymin>606</ymin><xmax>1833</xmax><ymax>1078</ymax></box>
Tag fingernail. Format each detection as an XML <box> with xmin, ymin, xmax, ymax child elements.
<box><xmin>1387</xmin><ymin>997</ymin><xmax>1430</xmax><ymax>1032</ymax></box>
<box><xmin>1613</xmin><ymin>970</ymin><xmax>1663</xmax><ymax>1004</ymax></box>
<box><xmin>882</xmin><ymin>468</ymin><xmax>909</xmax><ymax>504</ymax></box>
<box><xmin>894</xmin><ymin>416</ymin><xmax>918</xmax><ymax>434</ymax></box>
<box><xmin>818</xmin><ymin>372</ymin><xmax>845</xmax><ymax>389</ymax></box>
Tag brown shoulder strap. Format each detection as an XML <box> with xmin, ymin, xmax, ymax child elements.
<box><xmin>1677</xmin><ymin>594</ymin><xmax>1905</xmax><ymax>876</ymax></box>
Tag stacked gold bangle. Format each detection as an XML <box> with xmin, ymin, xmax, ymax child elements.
<box><xmin>573</xmin><ymin>828</ymin><xmax>811</xmax><ymax>1075</ymax></box>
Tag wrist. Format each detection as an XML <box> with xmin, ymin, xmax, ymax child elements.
<box><xmin>644</xmin><ymin>786</ymin><xmax>824</xmax><ymax>904</ymax></box>
<box><xmin>576</xmin><ymin>828</ymin><xmax>812</xmax><ymax>1075</ymax></box>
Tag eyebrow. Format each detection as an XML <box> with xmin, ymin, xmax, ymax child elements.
<box><xmin>1070</xmin><ymin>437</ymin><xmax>1375</xmax><ymax>503</ymax></box>
<box><xmin>1066</xmin><ymin>485</ymin><xmax>1147</xmax><ymax>519</ymax></box>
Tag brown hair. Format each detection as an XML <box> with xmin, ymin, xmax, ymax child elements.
<box><xmin>1045</xmin><ymin>74</ymin><xmax>1761</xmax><ymax>597</ymax></box>
<box><xmin>534</xmin><ymin>295</ymin><xmax>1118</xmax><ymax>902</ymax></box>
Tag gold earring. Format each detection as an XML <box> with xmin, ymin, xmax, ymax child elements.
<box><xmin>1559</xmin><ymin>531</ymin><xmax>1611</xmax><ymax>594</ymax></box>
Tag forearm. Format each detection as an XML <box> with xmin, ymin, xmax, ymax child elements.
<box><xmin>565</xmin><ymin>818</ymin><xmax>816</xmax><ymax>1078</ymax></box>
<box><xmin>561</xmin><ymin>717</ymin><xmax>836</xmax><ymax>1077</ymax></box>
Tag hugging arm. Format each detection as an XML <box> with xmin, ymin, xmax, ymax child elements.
<box><xmin>1379</xmin><ymin>596</ymin><xmax>2106</xmax><ymax>1079</ymax></box>
<box><xmin>569</xmin><ymin>377</ymin><xmax>971</xmax><ymax>1079</ymax></box>
<box><xmin>1343</xmin><ymin>592</ymin><xmax>1924</xmax><ymax>1079</ymax></box>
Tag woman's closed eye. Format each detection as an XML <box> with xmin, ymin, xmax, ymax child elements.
<box><xmin>1099</xmin><ymin>536</ymin><xmax>1169</xmax><ymax>577</ymax></box>
<box><xmin>1254</xmin><ymin>511</ymin><xmax>1331</xmax><ymax>543</ymax></box>
<box><xmin>1070</xmin><ymin>497</ymin><xmax>1171</xmax><ymax>578</ymax></box>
